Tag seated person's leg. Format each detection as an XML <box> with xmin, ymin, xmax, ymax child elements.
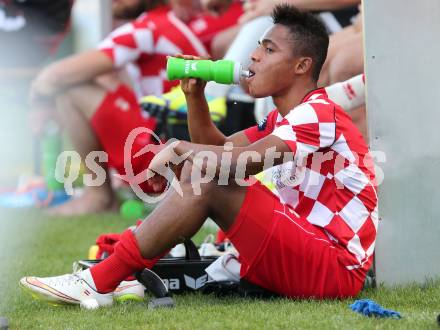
<box><xmin>21</xmin><ymin>163</ymin><xmax>364</xmax><ymax>304</ymax></box>
<box><xmin>348</xmin><ymin>105</ymin><xmax>367</xmax><ymax>141</ymax></box>
<box><xmin>19</xmin><ymin>162</ymin><xmax>247</xmax><ymax>305</ymax></box>
<box><xmin>327</xmin><ymin>31</ymin><xmax>363</xmax><ymax>84</ymax></box>
<box><xmin>325</xmin><ymin>33</ymin><xmax>365</xmax><ymax>136</ymax></box>
<box><xmin>318</xmin><ymin>23</ymin><xmax>362</xmax><ymax>87</ymax></box>
<box><xmin>91</xmin><ymin>162</ymin><xmax>248</xmax><ymax>293</ymax></box>
<box><xmin>49</xmin><ymin>82</ymin><xmax>115</xmax><ymax>215</ymax></box>
<box><xmin>50</xmin><ymin>76</ymin><xmax>157</xmax><ymax>215</ymax></box>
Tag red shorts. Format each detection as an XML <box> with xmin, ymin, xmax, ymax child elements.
<box><xmin>225</xmin><ymin>182</ymin><xmax>366</xmax><ymax>299</ymax></box>
<box><xmin>91</xmin><ymin>85</ymin><xmax>158</xmax><ymax>193</ymax></box>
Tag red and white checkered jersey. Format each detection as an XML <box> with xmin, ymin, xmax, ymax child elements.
<box><xmin>98</xmin><ymin>4</ymin><xmax>242</xmax><ymax>97</ymax></box>
<box><xmin>187</xmin><ymin>2</ymin><xmax>243</xmax><ymax>53</ymax></box>
<box><xmin>245</xmin><ymin>88</ymin><xmax>378</xmax><ymax>272</ymax></box>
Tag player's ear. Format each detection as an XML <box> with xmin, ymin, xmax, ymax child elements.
<box><xmin>295</xmin><ymin>57</ymin><xmax>313</xmax><ymax>76</ymax></box>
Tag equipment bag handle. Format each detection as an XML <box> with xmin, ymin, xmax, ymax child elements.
<box><xmin>183</xmin><ymin>239</ymin><xmax>201</xmax><ymax>261</ymax></box>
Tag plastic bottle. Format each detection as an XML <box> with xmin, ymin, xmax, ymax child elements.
<box><xmin>120</xmin><ymin>199</ymin><xmax>147</xmax><ymax>221</ymax></box>
<box><xmin>41</xmin><ymin>121</ymin><xmax>63</xmax><ymax>191</ymax></box>
<box><xmin>166</xmin><ymin>57</ymin><xmax>250</xmax><ymax>85</ymax></box>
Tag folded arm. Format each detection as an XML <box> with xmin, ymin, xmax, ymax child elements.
<box><xmin>31</xmin><ymin>50</ymin><xmax>114</xmax><ymax>102</ymax></box>
<box><xmin>174</xmin><ymin>135</ymin><xmax>289</xmax><ymax>180</ymax></box>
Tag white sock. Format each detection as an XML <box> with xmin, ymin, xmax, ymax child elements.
<box><xmin>325</xmin><ymin>74</ymin><xmax>365</xmax><ymax>112</ymax></box>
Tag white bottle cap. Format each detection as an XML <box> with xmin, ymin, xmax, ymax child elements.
<box><xmin>233</xmin><ymin>62</ymin><xmax>250</xmax><ymax>84</ymax></box>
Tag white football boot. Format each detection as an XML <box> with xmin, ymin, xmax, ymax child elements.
<box><xmin>169</xmin><ymin>243</ymin><xmax>186</xmax><ymax>257</ymax></box>
<box><xmin>19</xmin><ymin>269</ymin><xmax>113</xmax><ymax>309</ymax></box>
<box><xmin>114</xmin><ymin>279</ymin><xmax>145</xmax><ymax>302</ymax></box>
<box><xmin>199</xmin><ymin>234</ymin><xmax>224</xmax><ymax>257</ymax></box>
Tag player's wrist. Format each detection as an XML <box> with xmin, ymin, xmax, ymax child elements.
<box><xmin>30</xmin><ymin>90</ymin><xmax>55</xmax><ymax>111</ymax></box>
<box><xmin>182</xmin><ymin>85</ymin><xmax>205</xmax><ymax>97</ymax></box>
<box><xmin>30</xmin><ymin>79</ymin><xmax>58</xmax><ymax>107</ymax></box>
<box><xmin>184</xmin><ymin>91</ymin><xmax>209</xmax><ymax>110</ymax></box>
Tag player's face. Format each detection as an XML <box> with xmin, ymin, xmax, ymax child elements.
<box><xmin>112</xmin><ymin>0</ymin><xmax>145</xmax><ymax>19</ymax></box>
<box><xmin>246</xmin><ymin>25</ymin><xmax>299</xmax><ymax>98</ymax></box>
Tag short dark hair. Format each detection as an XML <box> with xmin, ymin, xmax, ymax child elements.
<box><xmin>272</xmin><ymin>4</ymin><xmax>329</xmax><ymax>81</ymax></box>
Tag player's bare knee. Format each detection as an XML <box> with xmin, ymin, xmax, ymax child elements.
<box><xmin>179</xmin><ymin>162</ymin><xmax>215</xmax><ymax>195</ymax></box>
<box><xmin>207</xmin><ymin>184</ymin><xmax>245</xmax><ymax>210</ymax></box>
<box><xmin>57</xmin><ymin>83</ymin><xmax>107</xmax><ymax>119</ymax></box>
<box><xmin>328</xmin><ymin>45</ymin><xmax>363</xmax><ymax>84</ymax></box>
<box><xmin>55</xmin><ymin>85</ymin><xmax>86</xmax><ymax>112</ymax></box>
<box><xmin>180</xmin><ymin>177</ymin><xmax>217</xmax><ymax>201</ymax></box>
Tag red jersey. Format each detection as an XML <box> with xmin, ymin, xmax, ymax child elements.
<box><xmin>245</xmin><ymin>88</ymin><xmax>378</xmax><ymax>272</ymax></box>
<box><xmin>98</xmin><ymin>4</ymin><xmax>242</xmax><ymax>97</ymax></box>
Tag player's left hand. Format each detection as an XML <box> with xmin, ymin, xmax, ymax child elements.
<box><xmin>174</xmin><ymin>54</ymin><xmax>209</xmax><ymax>96</ymax></box>
<box><xmin>147</xmin><ymin>140</ymin><xmax>187</xmax><ymax>192</ymax></box>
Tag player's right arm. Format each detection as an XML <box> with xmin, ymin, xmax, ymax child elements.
<box><xmin>29</xmin><ymin>50</ymin><xmax>114</xmax><ymax>136</ymax></box>
<box><xmin>178</xmin><ymin>53</ymin><xmax>251</xmax><ymax>147</ymax></box>
<box><xmin>30</xmin><ymin>20</ymin><xmax>146</xmax><ymax>135</ymax></box>
<box><xmin>30</xmin><ymin>50</ymin><xmax>114</xmax><ymax>104</ymax></box>
<box><xmin>182</xmin><ymin>78</ymin><xmax>251</xmax><ymax>146</ymax></box>
<box><xmin>31</xmin><ymin>18</ymin><xmax>146</xmax><ymax>104</ymax></box>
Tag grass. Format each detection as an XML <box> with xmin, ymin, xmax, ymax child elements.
<box><xmin>0</xmin><ymin>208</ymin><xmax>439</xmax><ymax>329</ymax></box>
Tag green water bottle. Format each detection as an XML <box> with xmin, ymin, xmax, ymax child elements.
<box><xmin>42</xmin><ymin>121</ymin><xmax>63</xmax><ymax>191</ymax></box>
<box><xmin>166</xmin><ymin>57</ymin><xmax>250</xmax><ymax>85</ymax></box>
<box><xmin>120</xmin><ymin>199</ymin><xmax>148</xmax><ymax>221</ymax></box>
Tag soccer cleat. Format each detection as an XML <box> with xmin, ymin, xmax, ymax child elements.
<box><xmin>199</xmin><ymin>242</ymin><xmax>225</xmax><ymax>257</ymax></box>
<box><xmin>198</xmin><ymin>234</ymin><xmax>239</xmax><ymax>257</ymax></box>
<box><xmin>19</xmin><ymin>269</ymin><xmax>113</xmax><ymax>308</ymax></box>
<box><xmin>169</xmin><ymin>243</ymin><xmax>186</xmax><ymax>257</ymax></box>
<box><xmin>114</xmin><ymin>279</ymin><xmax>145</xmax><ymax>303</ymax></box>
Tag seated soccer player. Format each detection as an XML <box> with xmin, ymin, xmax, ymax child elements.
<box><xmin>20</xmin><ymin>4</ymin><xmax>378</xmax><ymax>305</ymax></box>
<box><xmin>29</xmin><ymin>0</ymin><xmax>242</xmax><ymax>215</ymax></box>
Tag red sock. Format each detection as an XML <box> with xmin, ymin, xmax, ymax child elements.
<box><xmin>90</xmin><ymin>229</ymin><xmax>160</xmax><ymax>293</ymax></box>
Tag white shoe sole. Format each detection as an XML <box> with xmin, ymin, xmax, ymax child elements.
<box><xmin>20</xmin><ymin>277</ymin><xmax>80</xmax><ymax>306</ymax></box>
<box><xmin>19</xmin><ymin>277</ymin><xmax>113</xmax><ymax>308</ymax></box>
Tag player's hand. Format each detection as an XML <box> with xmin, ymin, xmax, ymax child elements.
<box><xmin>173</xmin><ymin>54</ymin><xmax>209</xmax><ymax>96</ymax></box>
<box><xmin>29</xmin><ymin>109</ymin><xmax>55</xmax><ymax>136</ymax></box>
<box><xmin>29</xmin><ymin>70</ymin><xmax>58</xmax><ymax>105</ymax></box>
<box><xmin>147</xmin><ymin>173</ymin><xmax>169</xmax><ymax>193</ymax></box>
<box><xmin>239</xmin><ymin>0</ymin><xmax>278</xmax><ymax>25</ymax></box>
<box><xmin>147</xmin><ymin>163</ymin><xmax>184</xmax><ymax>192</ymax></box>
<box><xmin>201</xmin><ymin>0</ymin><xmax>232</xmax><ymax>15</ymax></box>
<box><xmin>28</xmin><ymin>74</ymin><xmax>59</xmax><ymax>135</ymax></box>
<box><xmin>146</xmin><ymin>140</ymin><xmax>187</xmax><ymax>192</ymax></box>
<box><xmin>181</xmin><ymin>77</ymin><xmax>207</xmax><ymax>96</ymax></box>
